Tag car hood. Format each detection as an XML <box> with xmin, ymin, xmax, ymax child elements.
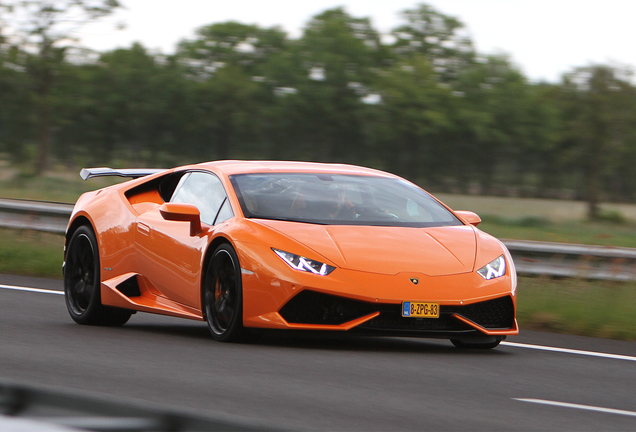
<box><xmin>253</xmin><ymin>220</ymin><xmax>477</xmax><ymax>276</ymax></box>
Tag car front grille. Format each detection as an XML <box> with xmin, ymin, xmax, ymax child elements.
<box><xmin>279</xmin><ymin>290</ymin><xmax>515</xmax><ymax>330</ymax></box>
<box><xmin>449</xmin><ymin>295</ymin><xmax>515</xmax><ymax>329</ymax></box>
<box><xmin>278</xmin><ymin>290</ymin><xmax>377</xmax><ymax>325</ymax></box>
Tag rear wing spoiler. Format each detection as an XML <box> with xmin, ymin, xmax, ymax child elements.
<box><xmin>80</xmin><ymin>167</ymin><xmax>165</xmax><ymax>181</ymax></box>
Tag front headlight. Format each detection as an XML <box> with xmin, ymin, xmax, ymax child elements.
<box><xmin>273</xmin><ymin>249</ymin><xmax>335</xmax><ymax>275</ymax></box>
<box><xmin>477</xmin><ymin>255</ymin><xmax>506</xmax><ymax>280</ymax></box>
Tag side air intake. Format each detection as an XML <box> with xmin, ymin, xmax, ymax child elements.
<box><xmin>115</xmin><ymin>275</ymin><xmax>141</xmax><ymax>297</ymax></box>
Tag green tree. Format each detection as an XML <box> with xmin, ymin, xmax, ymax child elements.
<box><xmin>288</xmin><ymin>8</ymin><xmax>388</xmax><ymax>162</ymax></box>
<box><xmin>450</xmin><ymin>55</ymin><xmax>559</xmax><ymax>194</ymax></box>
<box><xmin>615</xmin><ymin>105</ymin><xmax>636</xmax><ymax>201</ymax></box>
<box><xmin>558</xmin><ymin>65</ymin><xmax>635</xmax><ymax>218</ymax></box>
<box><xmin>188</xmin><ymin>65</ymin><xmax>260</xmax><ymax>160</ymax></box>
<box><xmin>55</xmin><ymin>43</ymin><xmax>193</xmax><ymax>166</ymax></box>
<box><xmin>176</xmin><ymin>22</ymin><xmax>285</xmax><ymax>160</ymax></box>
<box><xmin>372</xmin><ymin>55</ymin><xmax>452</xmax><ymax>183</ymax></box>
<box><xmin>391</xmin><ymin>3</ymin><xmax>475</xmax><ymax>82</ymax></box>
<box><xmin>0</xmin><ymin>0</ymin><xmax>121</xmax><ymax>172</ymax></box>
<box><xmin>176</xmin><ymin>21</ymin><xmax>288</xmax><ymax>79</ymax></box>
<box><xmin>0</xmin><ymin>48</ymin><xmax>35</xmax><ymax>162</ymax></box>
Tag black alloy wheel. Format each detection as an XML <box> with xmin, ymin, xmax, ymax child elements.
<box><xmin>204</xmin><ymin>243</ymin><xmax>247</xmax><ymax>342</ymax></box>
<box><xmin>64</xmin><ymin>225</ymin><xmax>131</xmax><ymax>326</ymax></box>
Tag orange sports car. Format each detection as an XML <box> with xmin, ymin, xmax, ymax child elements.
<box><xmin>64</xmin><ymin>161</ymin><xmax>517</xmax><ymax>349</ymax></box>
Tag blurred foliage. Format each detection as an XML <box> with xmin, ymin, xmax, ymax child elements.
<box><xmin>0</xmin><ymin>172</ymin><xmax>121</xmax><ymax>202</ymax></box>
<box><xmin>1</xmin><ymin>3</ymin><xmax>636</xmax><ymax>219</ymax></box>
<box><xmin>0</xmin><ymin>0</ymin><xmax>122</xmax><ymax>172</ymax></box>
<box><xmin>479</xmin><ymin>215</ymin><xmax>553</xmax><ymax>228</ymax></box>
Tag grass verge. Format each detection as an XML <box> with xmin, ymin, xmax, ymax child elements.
<box><xmin>0</xmin><ymin>229</ymin><xmax>64</xmax><ymax>278</ymax></box>
<box><xmin>478</xmin><ymin>218</ymin><xmax>636</xmax><ymax>248</ymax></box>
<box><xmin>517</xmin><ymin>276</ymin><xmax>636</xmax><ymax>341</ymax></box>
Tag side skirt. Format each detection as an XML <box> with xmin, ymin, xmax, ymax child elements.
<box><xmin>100</xmin><ymin>273</ymin><xmax>204</xmax><ymax>321</ymax></box>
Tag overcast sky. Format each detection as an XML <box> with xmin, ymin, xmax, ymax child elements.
<box><xmin>79</xmin><ymin>0</ymin><xmax>636</xmax><ymax>83</ymax></box>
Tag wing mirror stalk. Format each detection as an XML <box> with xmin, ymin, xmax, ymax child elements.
<box><xmin>159</xmin><ymin>203</ymin><xmax>202</xmax><ymax>236</ymax></box>
<box><xmin>454</xmin><ymin>210</ymin><xmax>481</xmax><ymax>226</ymax></box>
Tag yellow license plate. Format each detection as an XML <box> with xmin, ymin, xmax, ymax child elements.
<box><xmin>402</xmin><ymin>302</ymin><xmax>440</xmax><ymax>318</ymax></box>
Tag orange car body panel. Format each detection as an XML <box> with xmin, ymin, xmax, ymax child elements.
<box><xmin>65</xmin><ymin>161</ymin><xmax>518</xmax><ymax>337</ymax></box>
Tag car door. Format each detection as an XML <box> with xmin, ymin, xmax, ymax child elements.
<box><xmin>135</xmin><ymin>171</ymin><xmax>234</xmax><ymax>308</ymax></box>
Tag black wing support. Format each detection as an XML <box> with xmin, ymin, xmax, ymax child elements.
<box><xmin>79</xmin><ymin>167</ymin><xmax>165</xmax><ymax>181</ymax></box>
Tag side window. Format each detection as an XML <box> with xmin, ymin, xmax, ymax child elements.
<box><xmin>170</xmin><ymin>172</ymin><xmax>233</xmax><ymax>225</ymax></box>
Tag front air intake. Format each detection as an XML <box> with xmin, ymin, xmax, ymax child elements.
<box><xmin>453</xmin><ymin>296</ymin><xmax>515</xmax><ymax>329</ymax></box>
<box><xmin>279</xmin><ymin>291</ymin><xmax>515</xmax><ymax>331</ymax></box>
<box><xmin>279</xmin><ymin>290</ymin><xmax>377</xmax><ymax>325</ymax></box>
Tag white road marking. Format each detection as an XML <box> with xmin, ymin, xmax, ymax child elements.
<box><xmin>502</xmin><ymin>341</ymin><xmax>636</xmax><ymax>362</ymax></box>
<box><xmin>0</xmin><ymin>284</ymin><xmax>64</xmax><ymax>295</ymax></box>
<box><xmin>514</xmin><ymin>398</ymin><xmax>636</xmax><ymax>418</ymax></box>
<box><xmin>2</xmin><ymin>283</ymin><xmax>636</xmax><ymax>364</ymax></box>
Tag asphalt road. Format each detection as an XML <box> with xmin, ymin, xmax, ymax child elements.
<box><xmin>2</xmin><ymin>274</ymin><xmax>636</xmax><ymax>431</ymax></box>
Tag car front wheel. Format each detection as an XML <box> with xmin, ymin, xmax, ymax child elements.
<box><xmin>203</xmin><ymin>243</ymin><xmax>248</xmax><ymax>342</ymax></box>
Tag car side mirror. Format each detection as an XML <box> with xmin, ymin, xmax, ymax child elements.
<box><xmin>159</xmin><ymin>203</ymin><xmax>202</xmax><ymax>236</ymax></box>
<box><xmin>454</xmin><ymin>210</ymin><xmax>481</xmax><ymax>226</ymax></box>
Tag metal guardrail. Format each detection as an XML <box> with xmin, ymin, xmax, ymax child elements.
<box><xmin>0</xmin><ymin>198</ymin><xmax>72</xmax><ymax>234</ymax></box>
<box><xmin>510</xmin><ymin>240</ymin><xmax>636</xmax><ymax>281</ymax></box>
<box><xmin>507</xmin><ymin>239</ymin><xmax>636</xmax><ymax>281</ymax></box>
<box><xmin>1</xmin><ymin>198</ymin><xmax>635</xmax><ymax>281</ymax></box>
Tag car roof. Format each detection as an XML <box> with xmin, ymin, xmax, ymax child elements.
<box><xmin>190</xmin><ymin>160</ymin><xmax>397</xmax><ymax>178</ymax></box>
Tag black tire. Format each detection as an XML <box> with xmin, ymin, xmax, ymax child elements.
<box><xmin>450</xmin><ymin>339</ymin><xmax>501</xmax><ymax>349</ymax></box>
<box><xmin>64</xmin><ymin>225</ymin><xmax>132</xmax><ymax>326</ymax></box>
<box><xmin>203</xmin><ymin>243</ymin><xmax>248</xmax><ymax>342</ymax></box>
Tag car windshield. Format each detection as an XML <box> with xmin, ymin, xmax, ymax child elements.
<box><xmin>229</xmin><ymin>173</ymin><xmax>462</xmax><ymax>227</ymax></box>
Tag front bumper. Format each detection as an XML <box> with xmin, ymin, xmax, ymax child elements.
<box><xmin>238</xmin><ymin>242</ymin><xmax>518</xmax><ymax>337</ymax></box>
<box><xmin>277</xmin><ymin>289</ymin><xmax>517</xmax><ymax>337</ymax></box>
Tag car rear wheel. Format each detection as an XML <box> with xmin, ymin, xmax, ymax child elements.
<box><xmin>204</xmin><ymin>243</ymin><xmax>248</xmax><ymax>342</ymax></box>
<box><xmin>64</xmin><ymin>225</ymin><xmax>132</xmax><ymax>326</ymax></box>
<box><xmin>450</xmin><ymin>338</ymin><xmax>501</xmax><ymax>349</ymax></box>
